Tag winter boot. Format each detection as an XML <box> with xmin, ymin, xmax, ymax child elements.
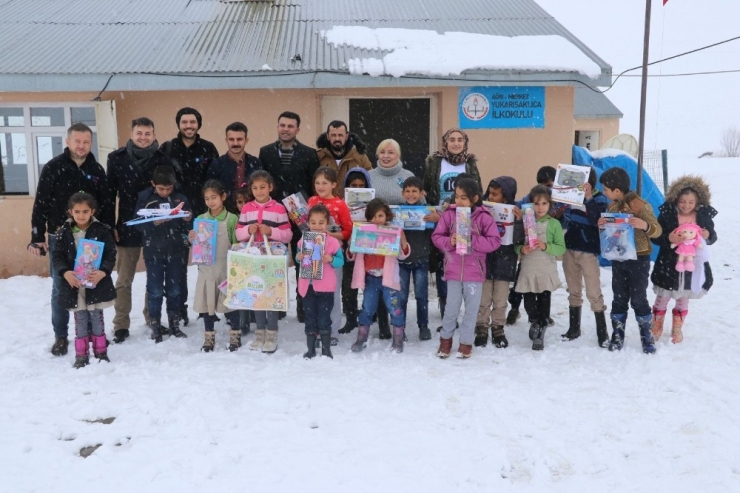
<box><xmin>436</xmin><ymin>337</ymin><xmax>453</xmax><ymax>359</ymax></box>
<box><xmin>202</xmin><ymin>331</ymin><xmax>215</xmax><ymax>352</ymax></box>
<box><xmin>73</xmin><ymin>337</ymin><xmax>89</xmax><ymax>369</ymax></box>
<box><xmin>250</xmin><ymin>329</ymin><xmax>266</xmax><ymax>351</ymax></box>
<box><xmin>651</xmin><ymin>308</ymin><xmax>667</xmax><ymax>341</ymax></box>
<box><xmin>456</xmin><ymin>343</ymin><xmax>472</xmax><ymax>359</ymax></box>
<box><xmin>608</xmin><ymin>313</ymin><xmax>627</xmax><ymax>352</ymax></box>
<box><xmin>532</xmin><ymin>324</ymin><xmax>546</xmax><ymax>351</ymax></box>
<box><xmin>637</xmin><ymin>314</ymin><xmax>657</xmax><ymax>354</ymax></box>
<box><xmin>505</xmin><ymin>308</ymin><xmax>520</xmax><ymax>326</ymax></box>
<box><xmin>179</xmin><ymin>304</ymin><xmax>190</xmax><ymax>327</ymax></box>
<box><xmin>391</xmin><ymin>326</ymin><xmax>405</xmax><ymax>353</ymax></box>
<box><xmin>474</xmin><ymin>324</ymin><xmax>489</xmax><ymax>347</ymax></box>
<box><xmin>262</xmin><ymin>330</ymin><xmax>278</xmax><ymax>354</ymax></box>
<box><xmin>228</xmin><ymin>330</ymin><xmax>242</xmax><ymax>352</ymax></box>
<box><xmin>92</xmin><ymin>334</ymin><xmax>109</xmax><ymax>362</ymax></box>
<box><xmin>113</xmin><ymin>329</ymin><xmax>129</xmax><ymax>344</ymax></box>
<box><xmin>528</xmin><ymin>322</ymin><xmax>539</xmax><ymax>341</ymax></box>
<box><xmin>437</xmin><ymin>297</ymin><xmax>446</xmax><ymax>332</ymax></box>
<box><xmin>51</xmin><ymin>337</ymin><xmax>69</xmax><ymax>356</ymax></box>
<box><xmin>595</xmin><ymin>311</ymin><xmax>609</xmax><ymax>348</ymax></box>
<box><xmin>671</xmin><ymin>308</ymin><xmax>688</xmax><ymax>344</ymax></box>
<box><xmin>167</xmin><ymin>312</ymin><xmax>187</xmax><ymax>338</ymax></box>
<box><xmin>561</xmin><ymin>306</ymin><xmax>582</xmax><ymax>341</ymax></box>
<box><xmin>320</xmin><ymin>333</ymin><xmax>333</xmax><ymax>359</ymax></box>
<box><xmin>339</xmin><ymin>308</ymin><xmax>358</xmax><ymax>334</ymax></box>
<box><xmin>419</xmin><ymin>325</ymin><xmax>432</xmax><ymax>341</ymax></box>
<box><xmin>304</xmin><ymin>334</ymin><xmax>317</xmax><ymax>359</ymax></box>
<box><xmin>150</xmin><ymin>320</ymin><xmax>163</xmax><ymax>343</ymax></box>
<box><xmin>351</xmin><ymin>325</ymin><xmax>370</xmax><ymax>353</ymax></box>
<box><xmin>492</xmin><ymin>325</ymin><xmax>508</xmax><ymax>348</ymax></box>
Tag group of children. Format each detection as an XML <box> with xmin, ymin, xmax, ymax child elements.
<box><xmin>52</xmin><ymin>161</ymin><xmax>717</xmax><ymax>367</ymax></box>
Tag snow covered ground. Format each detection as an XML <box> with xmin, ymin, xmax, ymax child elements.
<box><xmin>1</xmin><ymin>158</ymin><xmax>739</xmax><ymax>492</ymax></box>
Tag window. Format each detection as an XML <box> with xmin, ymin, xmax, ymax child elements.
<box><xmin>0</xmin><ymin>104</ymin><xmax>99</xmax><ymax>196</ymax></box>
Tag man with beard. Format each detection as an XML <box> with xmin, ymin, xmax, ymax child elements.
<box><xmin>207</xmin><ymin>122</ymin><xmax>261</xmax><ymax>214</ymax></box>
<box><xmin>106</xmin><ymin>117</ymin><xmax>160</xmax><ymax>343</ymax></box>
<box><xmin>259</xmin><ymin>111</ymin><xmax>320</xmax><ymax>322</ymax></box>
<box><xmin>316</xmin><ymin>120</ymin><xmax>372</xmax><ymax>198</ymax></box>
<box><xmin>152</xmin><ymin>107</ymin><xmax>219</xmax><ymax>326</ymax></box>
<box><xmin>29</xmin><ymin>123</ymin><xmax>113</xmax><ymax>356</ymax></box>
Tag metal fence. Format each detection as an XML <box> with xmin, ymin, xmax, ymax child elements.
<box><xmin>643</xmin><ymin>149</ymin><xmax>669</xmax><ymax>194</ymax></box>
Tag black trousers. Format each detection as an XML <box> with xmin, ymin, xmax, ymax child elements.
<box><xmin>610</xmin><ymin>256</ymin><xmax>651</xmax><ymax>317</ymax></box>
<box><xmin>523</xmin><ymin>291</ymin><xmax>551</xmax><ymax>326</ymax></box>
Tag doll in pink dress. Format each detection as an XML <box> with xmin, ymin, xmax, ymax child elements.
<box><xmin>671</xmin><ymin>223</ymin><xmax>703</xmax><ymax>272</ymax></box>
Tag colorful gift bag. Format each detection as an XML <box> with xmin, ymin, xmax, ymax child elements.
<box><xmin>73</xmin><ymin>239</ymin><xmax>104</xmax><ymax>288</ymax></box>
<box><xmin>455</xmin><ymin>207</ymin><xmax>471</xmax><ymax>255</ymax></box>
<box><xmin>599</xmin><ymin>213</ymin><xmax>637</xmax><ymax>261</ymax></box>
<box><xmin>190</xmin><ymin>218</ymin><xmax>217</xmax><ymax>265</ymax></box>
<box><xmin>522</xmin><ymin>203</ymin><xmax>538</xmax><ymax>249</ymax></box>
<box><xmin>225</xmin><ymin>238</ymin><xmax>289</xmax><ymax>311</ymax></box>
<box><xmin>482</xmin><ymin>201</ymin><xmax>514</xmax><ymax>245</ymax></box>
<box><xmin>299</xmin><ymin>232</ymin><xmax>326</xmax><ymax>280</ymax></box>
<box><xmin>350</xmin><ymin>223</ymin><xmax>401</xmax><ymax>257</ymax></box>
<box><xmin>389</xmin><ymin>205</ymin><xmax>436</xmax><ymax>230</ymax></box>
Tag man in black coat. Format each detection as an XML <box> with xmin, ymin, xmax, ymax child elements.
<box><xmin>107</xmin><ymin>117</ymin><xmax>160</xmax><ymax>343</ymax></box>
<box><xmin>28</xmin><ymin>123</ymin><xmax>113</xmax><ymax>356</ymax></box>
<box><xmin>207</xmin><ymin>121</ymin><xmax>261</xmax><ymax>214</ymax></box>
<box><xmin>259</xmin><ymin>111</ymin><xmax>320</xmax><ymax>321</ymax></box>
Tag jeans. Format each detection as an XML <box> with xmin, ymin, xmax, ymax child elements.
<box><xmin>48</xmin><ymin>234</ymin><xmax>70</xmax><ymax>338</ymax></box>
<box><xmin>303</xmin><ymin>285</ymin><xmax>334</xmax><ymax>335</ymax></box>
<box><xmin>358</xmin><ymin>275</ymin><xmax>405</xmax><ymax>327</ymax></box>
<box><xmin>399</xmin><ymin>261</ymin><xmax>429</xmax><ymax>327</ymax></box>
<box><xmin>144</xmin><ymin>252</ymin><xmax>186</xmax><ymax>322</ymax></box>
<box><xmin>611</xmin><ymin>256</ymin><xmax>651</xmax><ymax>317</ymax></box>
<box><xmin>255</xmin><ymin>311</ymin><xmax>279</xmax><ymax>331</ymax></box>
<box><xmin>203</xmin><ymin>311</ymin><xmax>240</xmax><ymax>331</ymax></box>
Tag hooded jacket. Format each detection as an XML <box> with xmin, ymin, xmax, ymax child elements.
<box><xmin>51</xmin><ymin>218</ymin><xmax>117</xmax><ymax>309</ymax></box>
<box><xmin>485</xmin><ymin>176</ymin><xmax>524</xmax><ymax>282</ymax></box>
<box><xmin>343</xmin><ymin>166</ymin><xmax>372</xmax><ymax>190</ymax></box>
<box><xmin>650</xmin><ymin>175</ymin><xmax>717</xmax><ymax>293</ymax></box>
<box><xmin>316</xmin><ymin>132</ymin><xmax>372</xmax><ymax>197</ymax></box>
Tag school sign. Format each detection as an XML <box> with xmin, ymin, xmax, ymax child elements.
<box><xmin>459</xmin><ymin>86</ymin><xmax>545</xmax><ymax>129</ymax></box>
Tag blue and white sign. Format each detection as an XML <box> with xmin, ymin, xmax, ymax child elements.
<box><xmin>459</xmin><ymin>86</ymin><xmax>545</xmax><ymax>129</ymax></box>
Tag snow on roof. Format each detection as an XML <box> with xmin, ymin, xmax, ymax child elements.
<box><xmin>322</xmin><ymin>26</ymin><xmax>603</xmax><ymax>79</ymax></box>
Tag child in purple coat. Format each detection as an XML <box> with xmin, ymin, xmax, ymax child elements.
<box><xmin>432</xmin><ymin>178</ymin><xmax>501</xmax><ymax>359</ymax></box>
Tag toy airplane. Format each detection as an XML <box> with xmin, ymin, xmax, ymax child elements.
<box><xmin>125</xmin><ymin>202</ymin><xmax>191</xmax><ymax>225</ymax></box>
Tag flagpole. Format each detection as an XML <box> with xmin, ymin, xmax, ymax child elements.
<box><xmin>637</xmin><ymin>0</ymin><xmax>653</xmax><ymax>195</ymax></box>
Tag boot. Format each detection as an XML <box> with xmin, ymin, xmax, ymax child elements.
<box><xmin>167</xmin><ymin>312</ymin><xmax>188</xmax><ymax>338</ymax></box>
<box><xmin>250</xmin><ymin>329</ymin><xmax>266</xmax><ymax>351</ymax></box>
<box><xmin>228</xmin><ymin>330</ymin><xmax>242</xmax><ymax>352</ymax></box>
<box><xmin>51</xmin><ymin>337</ymin><xmax>69</xmax><ymax>356</ymax></box>
<box><xmin>671</xmin><ymin>308</ymin><xmax>687</xmax><ymax>344</ymax></box>
<box><xmin>505</xmin><ymin>308</ymin><xmax>520</xmax><ymax>326</ymax></box>
<box><xmin>377</xmin><ymin>306</ymin><xmax>391</xmax><ymax>340</ymax></box>
<box><xmin>595</xmin><ymin>311</ymin><xmax>609</xmax><ymax>348</ymax></box>
<box><xmin>436</xmin><ymin>337</ymin><xmax>453</xmax><ymax>359</ymax></box>
<box><xmin>528</xmin><ymin>322</ymin><xmax>539</xmax><ymax>341</ymax></box>
<box><xmin>320</xmin><ymin>333</ymin><xmax>333</xmax><ymax>359</ymax></box>
<box><xmin>492</xmin><ymin>325</ymin><xmax>508</xmax><ymax>348</ymax></box>
<box><xmin>202</xmin><ymin>331</ymin><xmax>215</xmax><ymax>352</ymax></box>
<box><xmin>652</xmin><ymin>308</ymin><xmax>667</xmax><ymax>341</ymax></box>
<box><xmin>532</xmin><ymin>324</ymin><xmax>546</xmax><ymax>351</ymax></box>
<box><xmin>179</xmin><ymin>304</ymin><xmax>189</xmax><ymax>327</ymax></box>
<box><xmin>339</xmin><ymin>309</ymin><xmax>358</xmax><ymax>334</ymax></box>
<box><xmin>113</xmin><ymin>329</ymin><xmax>129</xmax><ymax>344</ymax></box>
<box><xmin>92</xmin><ymin>334</ymin><xmax>109</xmax><ymax>362</ymax></box>
<box><xmin>304</xmin><ymin>334</ymin><xmax>317</xmax><ymax>359</ymax></box>
<box><xmin>262</xmin><ymin>330</ymin><xmax>278</xmax><ymax>354</ymax></box>
<box><xmin>474</xmin><ymin>324</ymin><xmax>489</xmax><ymax>347</ymax></box>
<box><xmin>456</xmin><ymin>343</ymin><xmax>472</xmax><ymax>359</ymax></box>
<box><xmin>637</xmin><ymin>314</ymin><xmax>656</xmax><ymax>354</ymax></box>
<box><xmin>73</xmin><ymin>337</ymin><xmax>89</xmax><ymax>368</ymax></box>
<box><xmin>391</xmin><ymin>326</ymin><xmax>404</xmax><ymax>353</ymax></box>
<box><xmin>419</xmin><ymin>325</ymin><xmax>432</xmax><ymax>341</ymax></box>
<box><xmin>561</xmin><ymin>306</ymin><xmax>581</xmax><ymax>341</ymax></box>
<box><xmin>608</xmin><ymin>313</ymin><xmax>627</xmax><ymax>352</ymax></box>
<box><xmin>437</xmin><ymin>297</ymin><xmax>446</xmax><ymax>332</ymax></box>
<box><xmin>351</xmin><ymin>325</ymin><xmax>370</xmax><ymax>352</ymax></box>
<box><xmin>150</xmin><ymin>320</ymin><xmax>163</xmax><ymax>343</ymax></box>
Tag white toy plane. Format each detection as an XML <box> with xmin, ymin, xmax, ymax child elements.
<box><xmin>125</xmin><ymin>202</ymin><xmax>191</xmax><ymax>225</ymax></box>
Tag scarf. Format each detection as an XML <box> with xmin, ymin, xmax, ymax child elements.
<box><xmin>374</xmin><ymin>160</ymin><xmax>404</xmax><ymax>176</ymax></box>
<box><xmin>432</xmin><ymin>128</ymin><xmax>475</xmax><ymax>165</ymax></box>
<box><xmin>127</xmin><ymin>139</ymin><xmax>159</xmax><ymax>168</ymax></box>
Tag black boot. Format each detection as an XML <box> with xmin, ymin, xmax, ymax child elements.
<box><xmin>320</xmin><ymin>333</ymin><xmax>333</xmax><ymax>359</ymax></box>
<box><xmin>167</xmin><ymin>312</ymin><xmax>188</xmax><ymax>338</ymax></box>
<box><xmin>339</xmin><ymin>308</ymin><xmax>358</xmax><ymax>334</ymax></box>
<box><xmin>436</xmin><ymin>297</ymin><xmax>446</xmax><ymax>332</ymax></box>
<box><xmin>179</xmin><ymin>304</ymin><xmax>189</xmax><ymax>327</ymax></box>
<box><xmin>637</xmin><ymin>314</ymin><xmax>656</xmax><ymax>354</ymax></box>
<box><xmin>595</xmin><ymin>311</ymin><xmax>609</xmax><ymax>348</ymax></box>
<box><xmin>113</xmin><ymin>329</ymin><xmax>129</xmax><ymax>344</ymax></box>
<box><xmin>561</xmin><ymin>306</ymin><xmax>582</xmax><ymax>341</ymax></box>
<box><xmin>492</xmin><ymin>325</ymin><xmax>508</xmax><ymax>348</ymax></box>
<box><xmin>532</xmin><ymin>324</ymin><xmax>546</xmax><ymax>351</ymax></box>
<box><xmin>51</xmin><ymin>337</ymin><xmax>69</xmax><ymax>356</ymax></box>
<box><xmin>150</xmin><ymin>320</ymin><xmax>163</xmax><ymax>343</ymax></box>
<box><xmin>303</xmin><ymin>334</ymin><xmax>317</xmax><ymax>359</ymax></box>
<box><xmin>474</xmin><ymin>324</ymin><xmax>488</xmax><ymax>347</ymax></box>
<box><xmin>377</xmin><ymin>303</ymin><xmax>391</xmax><ymax>340</ymax></box>
<box><xmin>608</xmin><ymin>313</ymin><xmax>627</xmax><ymax>352</ymax></box>
<box><xmin>505</xmin><ymin>308</ymin><xmax>520</xmax><ymax>326</ymax></box>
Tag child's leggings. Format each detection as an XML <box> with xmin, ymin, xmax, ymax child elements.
<box><xmin>523</xmin><ymin>291</ymin><xmax>551</xmax><ymax>327</ymax></box>
<box><xmin>653</xmin><ymin>294</ymin><xmax>689</xmax><ymax>312</ymax></box>
<box><xmin>203</xmin><ymin>312</ymin><xmax>241</xmax><ymax>331</ymax></box>
<box><xmin>74</xmin><ymin>309</ymin><xmax>105</xmax><ymax>338</ymax></box>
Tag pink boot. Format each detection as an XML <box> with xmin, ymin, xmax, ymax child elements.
<box><xmin>92</xmin><ymin>334</ymin><xmax>110</xmax><ymax>362</ymax></box>
<box><xmin>671</xmin><ymin>309</ymin><xmax>688</xmax><ymax>344</ymax></box>
<box><xmin>675</xmin><ymin>261</ymin><xmax>685</xmax><ymax>273</ymax></box>
<box><xmin>73</xmin><ymin>337</ymin><xmax>89</xmax><ymax>369</ymax></box>
<box><xmin>651</xmin><ymin>308</ymin><xmax>667</xmax><ymax>341</ymax></box>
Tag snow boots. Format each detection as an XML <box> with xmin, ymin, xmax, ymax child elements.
<box><xmin>228</xmin><ymin>330</ymin><xmax>242</xmax><ymax>352</ymax></box>
<box><xmin>474</xmin><ymin>324</ymin><xmax>488</xmax><ymax>347</ymax></box>
<box><xmin>671</xmin><ymin>308</ymin><xmax>687</xmax><ymax>344</ymax></box>
<box><xmin>595</xmin><ymin>311</ymin><xmax>609</xmax><ymax>348</ymax></box>
<box><xmin>456</xmin><ymin>343</ymin><xmax>472</xmax><ymax>359</ymax></box>
<box><xmin>506</xmin><ymin>308</ymin><xmax>520</xmax><ymax>326</ymax></box>
<box><xmin>436</xmin><ymin>337</ymin><xmax>453</xmax><ymax>358</ymax></box>
<box><xmin>202</xmin><ymin>331</ymin><xmax>215</xmax><ymax>352</ymax></box>
<box><xmin>304</xmin><ymin>334</ymin><xmax>317</xmax><ymax>359</ymax></box>
<box><xmin>651</xmin><ymin>308</ymin><xmax>667</xmax><ymax>341</ymax></box>
<box><xmin>179</xmin><ymin>303</ymin><xmax>189</xmax><ymax>327</ymax></box>
<box><xmin>492</xmin><ymin>325</ymin><xmax>508</xmax><ymax>348</ymax></box>
<box><xmin>150</xmin><ymin>320</ymin><xmax>164</xmax><ymax>343</ymax></box>
<box><xmin>320</xmin><ymin>333</ymin><xmax>333</xmax><ymax>359</ymax></box>
<box><xmin>51</xmin><ymin>337</ymin><xmax>69</xmax><ymax>356</ymax></box>
<box><xmin>391</xmin><ymin>326</ymin><xmax>405</xmax><ymax>353</ymax></box>
<box><xmin>608</xmin><ymin>313</ymin><xmax>627</xmax><ymax>352</ymax></box>
<box><xmin>92</xmin><ymin>334</ymin><xmax>109</xmax><ymax>362</ymax></box>
<box><xmin>250</xmin><ymin>329</ymin><xmax>265</xmax><ymax>351</ymax></box>
<box><xmin>351</xmin><ymin>325</ymin><xmax>370</xmax><ymax>352</ymax></box>
<box><xmin>167</xmin><ymin>312</ymin><xmax>187</xmax><ymax>339</ymax></box>
<box><xmin>637</xmin><ymin>314</ymin><xmax>657</xmax><ymax>354</ymax></box>
<box><xmin>561</xmin><ymin>306</ymin><xmax>582</xmax><ymax>341</ymax></box>
<box><xmin>73</xmin><ymin>337</ymin><xmax>89</xmax><ymax>369</ymax></box>
<box><xmin>339</xmin><ymin>308</ymin><xmax>358</xmax><ymax>334</ymax></box>
<box><xmin>531</xmin><ymin>324</ymin><xmax>546</xmax><ymax>351</ymax></box>
<box><xmin>419</xmin><ymin>324</ymin><xmax>432</xmax><ymax>341</ymax></box>
<box><xmin>113</xmin><ymin>328</ymin><xmax>129</xmax><ymax>344</ymax></box>
<box><xmin>262</xmin><ymin>330</ymin><xmax>278</xmax><ymax>354</ymax></box>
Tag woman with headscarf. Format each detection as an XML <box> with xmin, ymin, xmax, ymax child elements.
<box><xmin>423</xmin><ymin>128</ymin><xmax>482</xmax><ymax>329</ymax></box>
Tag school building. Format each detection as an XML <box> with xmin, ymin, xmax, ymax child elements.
<box><xmin>0</xmin><ymin>0</ymin><xmax>621</xmax><ymax>277</ymax></box>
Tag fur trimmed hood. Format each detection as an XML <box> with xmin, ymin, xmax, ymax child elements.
<box><xmin>316</xmin><ymin>132</ymin><xmax>367</xmax><ymax>156</ymax></box>
<box><xmin>665</xmin><ymin>175</ymin><xmax>711</xmax><ymax>206</ymax></box>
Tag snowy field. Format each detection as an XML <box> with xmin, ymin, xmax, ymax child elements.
<box><xmin>1</xmin><ymin>158</ymin><xmax>739</xmax><ymax>492</ymax></box>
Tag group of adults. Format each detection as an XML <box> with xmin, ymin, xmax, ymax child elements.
<box><xmin>29</xmin><ymin>106</ymin><xmax>481</xmax><ymax>355</ymax></box>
